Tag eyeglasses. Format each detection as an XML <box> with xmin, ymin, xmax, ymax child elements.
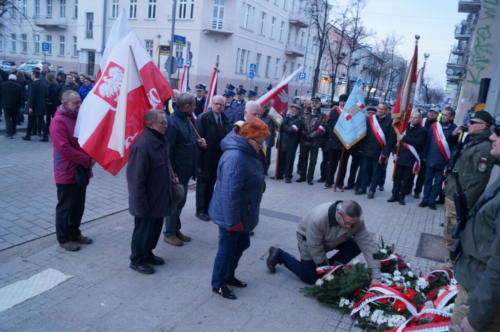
<box><xmin>213</xmin><ymin>103</ymin><xmax>224</xmax><ymax>106</ymax></box>
<box><xmin>469</xmin><ymin>120</ymin><xmax>486</xmax><ymax>125</ymax></box>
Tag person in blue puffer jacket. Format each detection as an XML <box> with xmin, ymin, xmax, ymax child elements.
<box><xmin>209</xmin><ymin>117</ymin><xmax>270</xmax><ymax>300</ymax></box>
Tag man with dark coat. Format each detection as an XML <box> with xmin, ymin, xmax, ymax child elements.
<box><xmin>195</xmin><ymin>95</ymin><xmax>230</xmax><ymax>222</ymax></box>
<box><xmin>0</xmin><ymin>74</ymin><xmax>23</xmax><ymax>138</ymax></box>
<box><xmin>58</xmin><ymin>74</ymin><xmax>79</xmax><ymax>103</ymax></box>
<box><xmin>23</xmin><ymin>70</ymin><xmax>49</xmax><ymax>142</ymax></box>
<box><xmin>388</xmin><ymin>112</ymin><xmax>427</xmax><ymax>205</ymax></box>
<box><xmin>127</xmin><ymin>109</ymin><xmax>173</xmax><ymax>275</ymax></box>
<box><xmin>164</xmin><ymin>93</ymin><xmax>207</xmax><ymax>246</ymax></box>
<box><xmin>276</xmin><ymin>104</ymin><xmax>302</xmax><ymax>182</ymax></box>
<box><xmin>261</xmin><ymin>106</ymin><xmax>277</xmax><ymax>175</ymax></box>
<box><xmin>355</xmin><ymin>102</ymin><xmax>396</xmax><ymax>198</ymax></box>
<box><xmin>323</xmin><ymin>103</ymin><xmax>344</xmax><ymax>189</ymax></box>
<box><xmin>194</xmin><ymin>84</ymin><xmax>207</xmax><ymax>116</ymax></box>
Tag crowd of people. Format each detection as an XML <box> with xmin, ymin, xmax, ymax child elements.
<box><xmin>3</xmin><ymin>68</ymin><xmax>499</xmax><ymax>330</ymax></box>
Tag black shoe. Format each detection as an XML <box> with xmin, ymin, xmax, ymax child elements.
<box><xmin>435</xmin><ymin>197</ymin><xmax>445</xmax><ymax>205</ymax></box>
<box><xmin>398</xmin><ymin>199</ymin><xmax>406</xmax><ymax>205</ymax></box>
<box><xmin>285</xmin><ymin>178</ymin><xmax>292</xmax><ymax>183</ymax></box>
<box><xmin>367</xmin><ymin>191</ymin><xmax>375</xmax><ymax>199</ymax></box>
<box><xmin>22</xmin><ymin>136</ymin><xmax>31</xmax><ymax>141</ymax></box>
<box><xmin>428</xmin><ymin>203</ymin><xmax>437</xmax><ymax>210</ymax></box>
<box><xmin>129</xmin><ymin>263</ymin><xmax>155</xmax><ymax>274</ymax></box>
<box><xmin>355</xmin><ymin>189</ymin><xmax>366</xmax><ymax>195</ymax></box>
<box><xmin>318</xmin><ymin>177</ymin><xmax>326</xmax><ymax>183</ymax></box>
<box><xmin>413</xmin><ymin>192</ymin><xmax>420</xmax><ymax>199</ymax></box>
<box><xmin>226</xmin><ymin>278</ymin><xmax>247</xmax><ymax>288</ymax></box>
<box><xmin>266</xmin><ymin>246</ymin><xmax>279</xmax><ymax>273</ymax></box>
<box><xmin>145</xmin><ymin>255</ymin><xmax>165</xmax><ymax>266</ymax></box>
<box><xmin>196</xmin><ymin>212</ymin><xmax>210</xmax><ymax>222</ymax></box>
<box><xmin>212</xmin><ymin>286</ymin><xmax>237</xmax><ymax>300</ymax></box>
<box><xmin>73</xmin><ymin>235</ymin><xmax>93</xmax><ymax>244</ymax></box>
<box><xmin>344</xmin><ymin>185</ymin><xmax>354</xmax><ymax>190</ymax></box>
<box><xmin>295</xmin><ymin>178</ymin><xmax>306</xmax><ymax>183</ymax></box>
<box><xmin>378</xmin><ymin>186</ymin><xmax>384</xmax><ymax>191</ymax></box>
<box><xmin>419</xmin><ymin>201</ymin><xmax>428</xmax><ymax>208</ymax></box>
<box><xmin>40</xmin><ymin>138</ymin><xmax>48</xmax><ymax>142</ymax></box>
<box><xmin>249</xmin><ymin>231</ymin><xmax>254</xmax><ymax>236</ymax></box>
<box><xmin>387</xmin><ymin>195</ymin><xmax>398</xmax><ymax>202</ymax></box>
<box><xmin>307</xmin><ymin>180</ymin><xmax>314</xmax><ymax>185</ymax></box>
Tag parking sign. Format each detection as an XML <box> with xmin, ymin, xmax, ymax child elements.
<box><xmin>248</xmin><ymin>71</ymin><xmax>255</xmax><ymax>80</ymax></box>
<box><xmin>42</xmin><ymin>42</ymin><xmax>50</xmax><ymax>52</ymax></box>
<box><xmin>298</xmin><ymin>72</ymin><xmax>306</xmax><ymax>80</ymax></box>
<box><xmin>249</xmin><ymin>63</ymin><xmax>256</xmax><ymax>72</ymax></box>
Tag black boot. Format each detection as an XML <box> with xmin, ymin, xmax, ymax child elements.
<box><xmin>398</xmin><ymin>194</ymin><xmax>406</xmax><ymax>205</ymax></box>
<box><xmin>387</xmin><ymin>194</ymin><xmax>398</xmax><ymax>202</ymax></box>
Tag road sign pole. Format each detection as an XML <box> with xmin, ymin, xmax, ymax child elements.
<box><xmin>168</xmin><ymin>0</ymin><xmax>177</xmax><ymax>83</ymax></box>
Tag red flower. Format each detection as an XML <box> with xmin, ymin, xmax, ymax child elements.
<box><xmin>398</xmin><ymin>262</ymin><xmax>407</xmax><ymax>268</ymax></box>
<box><xmin>378</xmin><ymin>297</ymin><xmax>390</xmax><ymax>304</ymax></box>
<box><xmin>403</xmin><ymin>289</ymin><xmax>417</xmax><ymax>301</ymax></box>
<box><xmin>382</xmin><ymin>261</ymin><xmax>391</xmax><ymax>266</ymax></box>
<box><xmin>353</xmin><ymin>288</ymin><xmax>362</xmax><ymax>297</ymax></box>
<box><xmin>393</xmin><ymin>299</ymin><xmax>407</xmax><ymax>312</ymax></box>
<box><xmin>393</xmin><ymin>286</ymin><xmax>404</xmax><ymax>291</ymax></box>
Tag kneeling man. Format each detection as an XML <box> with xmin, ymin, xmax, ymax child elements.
<box><xmin>266</xmin><ymin>200</ymin><xmax>380</xmax><ymax>285</ymax></box>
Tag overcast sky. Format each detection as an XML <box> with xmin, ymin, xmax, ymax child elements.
<box><xmin>338</xmin><ymin>0</ymin><xmax>468</xmax><ymax>89</ymax></box>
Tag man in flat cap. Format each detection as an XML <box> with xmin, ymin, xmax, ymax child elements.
<box><xmin>194</xmin><ymin>84</ymin><xmax>207</xmax><ymax>116</ymax></box>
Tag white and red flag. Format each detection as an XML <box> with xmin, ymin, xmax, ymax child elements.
<box><xmin>75</xmin><ymin>31</ymin><xmax>173</xmax><ymax>175</ymax></box>
<box><xmin>178</xmin><ymin>65</ymin><xmax>190</xmax><ymax>93</ymax></box>
<box><xmin>392</xmin><ymin>41</ymin><xmax>418</xmax><ymax>135</ymax></box>
<box><xmin>203</xmin><ymin>64</ymin><xmax>219</xmax><ymax>113</ymax></box>
<box><xmin>256</xmin><ymin>67</ymin><xmax>302</xmax><ymax>125</ymax></box>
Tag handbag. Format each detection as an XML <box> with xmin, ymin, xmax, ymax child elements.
<box><xmin>75</xmin><ymin>165</ymin><xmax>90</xmax><ymax>187</ymax></box>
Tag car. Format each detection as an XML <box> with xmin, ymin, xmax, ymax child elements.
<box><xmin>21</xmin><ymin>59</ymin><xmax>55</xmax><ymax>71</ymax></box>
<box><xmin>0</xmin><ymin>60</ymin><xmax>16</xmax><ymax>71</ymax></box>
<box><xmin>17</xmin><ymin>64</ymin><xmax>42</xmax><ymax>75</ymax></box>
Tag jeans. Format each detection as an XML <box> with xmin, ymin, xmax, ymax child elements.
<box><xmin>211</xmin><ymin>227</ymin><xmax>250</xmax><ymax>288</ymax></box>
<box><xmin>163</xmin><ymin>177</ymin><xmax>189</xmax><ymax>237</ymax></box>
<box><xmin>276</xmin><ymin>238</ymin><xmax>361</xmax><ymax>284</ymax></box>
<box><xmin>130</xmin><ymin>217</ymin><xmax>163</xmax><ymax>265</ymax></box>
<box><xmin>422</xmin><ymin>165</ymin><xmax>444</xmax><ymax>204</ymax></box>
<box><xmin>55</xmin><ymin>183</ymin><xmax>86</xmax><ymax>244</ymax></box>
<box><xmin>359</xmin><ymin>156</ymin><xmax>385</xmax><ymax>193</ymax></box>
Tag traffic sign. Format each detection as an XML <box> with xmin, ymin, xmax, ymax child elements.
<box><xmin>177</xmin><ymin>57</ymin><xmax>184</xmax><ymax>68</ymax></box>
<box><xmin>298</xmin><ymin>72</ymin><xmax>306</xmax><ymax>80</ymax></box>
<box><xmin>159</xmin><ymin>45</ymin><xmax>171</xmax><ymax>55</ymax></box>
<box><xmin>164</xmin><ymin>56</ymin><xmax>178</xmax><ymax>74</ymax></box>
<box><xmin>42</xmin><ymin>42</ymin><xmax>49</xmax><ymax>52</ymax></box>
<box><xmin>188</xmin><ymin>51</ymin><xmax>193</xmax><ymax>60</ymax></box>
<box><xmin>186</xmin><ymin>60</ymin><xmax>192</xmax><ymax>67</ymax></box>
<box><xmin>249</xmin><ymin>63</ymin><xmax>256</xmax><ymax>72</ymax></box>
<box><xmin>173</xmin><ymin>35</ymin><xmax>186</xmax><ymax>46</ymax></box>
<box><xmin>248</xmin><ymin>71</ymin><xmax>255</xmax><ymax>80</ymax></box>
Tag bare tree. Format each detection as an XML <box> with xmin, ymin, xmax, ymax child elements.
<box><xmin>422</xmin><ymin>78</ymin><xmax>445</xmax><ymax>104</ymax></box>
<box><xmin>310</xmin><ymin>0</ymin><xmax>332</xmax><ymax>97</ymax></box>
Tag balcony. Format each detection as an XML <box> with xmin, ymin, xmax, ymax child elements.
<box><xmin>285</xmin><ymin>43</ymin><xmax>305</xmax><ymax>57</ymax></box>
<box><xmin>201</xmin><ymin>19</ymin><xmax>233</xmax><ymax>36</ymax></box>
<box><xmin>289</xmin><ymin>13</ymin><xmax>309</xmax><ymax>28</ymax></box>
<box><xmin>451</xmin><ymin>45</ymin><xmax>467</xmax><ymax>55</ymax></box>
<box><xmin>455</xmin><ymin>23</ymin><xmax>472</xmax><ymax>40</ymax></box>
<box><xmin>458</xmin><ymin>0</ymin><xmax>481</xmax><ymax>13</ymax></box>
<box><xmin>34</xmin><ymin>17</ymin><xmax>68</xmax><ymax>28</ymax></box>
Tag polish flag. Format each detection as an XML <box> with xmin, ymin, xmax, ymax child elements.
<box><xmin>75</xmin><ymin>32</ymin><xmax>173</xmax><ymax>175</ymax></box>
<box><xmin>256</xmin><ymin>67</ymin><xmax>302</xmax><ymax>125</ymax></box>
<box><xmin>203</xmin><ymin>64</ymin><xmax>219</xmax><ymax>113</ymax></box>
<box><xmin>178</xmin><ymin>65</ymin><xmax>190</xmax><ymax>93</ymax></box>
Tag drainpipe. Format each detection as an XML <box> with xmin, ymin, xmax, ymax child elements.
<box><xmin>101</xmin><ymin>0</ymin><xmax>108</xmax><ymax>55</ymax></box>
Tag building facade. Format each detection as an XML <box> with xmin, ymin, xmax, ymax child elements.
<box><xmin>0</xmin><ymin>0</ymin><xmax>319</xmax><ymax>97</ymax></box>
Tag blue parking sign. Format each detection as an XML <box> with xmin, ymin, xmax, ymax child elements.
<box><xmin>42</xmin><ymin>42</ymin><xmax>50</xmax><ymax>52</ymax></box>
<box><xmin>249</xmin><ymin>63</ymin><xmax>256</xmax><ymax>72</ymax></box>
<box><xmin>248</xmin><ymin>71</ymin><xmax>255</xmax><ymax>80</ymax></box>
<box><xmin>298</xmin><ymin>72</ymin><xmax>306</xmax><ymax>80</ymax></box>
<box><xmin>177</xmin><ymin>57</ymin><xmax>184</xmax><ymax>68</ymax></box>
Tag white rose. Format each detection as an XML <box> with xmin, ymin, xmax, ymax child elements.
<box><xmin>450</xmin><ymin>278</ymin><xmax>458</xmax><ymax>286</ymax></box>
<box><xmin>388</xmin><ymin>315</ymin><xmax>406</xmax><ymax>327</ymax></box>
<box><xmin>380</xmin><ymin>249</ymin><xmax>387</xmax><ymax>254</ymax></box>
<box><xmin>315</xmin><ymin>279</ymin><xmax>324</xmax><ymax>287</ymax></box>
<box><xmin>370</xmin><ymin>309</ymin><xmax>384</xmax><ymax>323</ymax></box>
<box><xmin>359</xmin><ymin>305</ymin><xmax>371</xmax><ymax>318</ymax></box>
<box><xmin>377</xmin><ymin>314</ymin><xmax>388</xmax><ymax>325</ymax></box>
<box><xmin>326</xmin><ymin>274</ymin><xmax>334</xmax><ymax>281</ymax></box>
<box><xmin>407</xmin><ymin>271</ymin><xmax>414</xmax><ymax>278</ymax></box>
<box><xmin>393</xmin><ymin>270</ymin><xmax>402</xmax><ymax>277</ymax></box>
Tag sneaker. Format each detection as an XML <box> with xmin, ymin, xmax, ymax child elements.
<box><xmin>164</xmin><ymin>236</ymin><xmax>183</xmax><ymax>246</ymax></box>
<box><xmin>60</xmin><ymin>241</ymin><xmax>80</xmax><ymax>251</ymax></box>
<box><xmin>177</xmin><ymin>232</ymin><xmax>191</xmax><ymax>242</ymax></box>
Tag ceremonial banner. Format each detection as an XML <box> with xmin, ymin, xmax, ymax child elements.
<box><xmin>392</xmin><ymin>42</ymin><xmax>418</xmax><ymax>135</ymax></box>
<box><xmin>75</xmin><ymin>31</ymin><xmax>173</xmax><ymax>175</ymax></box>
<box><xmin>203</xmin><ymin>64</ymin><xmax>219</xmax><ymax>113</ymax></box>
<box><xmin>178</xmin><ymin>65</ymin><xmax>190</xmax><ymax>93</ymax></box>
<box><xmin>333</xmin><ymin>79</ymin><xmax>367</xmax><ymax>149</ymax></box>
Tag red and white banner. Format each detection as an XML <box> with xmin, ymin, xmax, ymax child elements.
<box><xmin>401</xmin><ymin>142</ymin><xmax>421</xmax><ymax>174</ymax></box>
<box><xmin>368</xmin><ymin>115</ymin><xmax>386</xmax><ymax>149</ymax></box>
<box><xmin>432</xmin><ymin>122</ymin><xmax>451</xmax><ymax>161</ymax></box>
<box><xmin>75</xmin><ymin>31</ymin><xmax>173</xmax><ymax>175</ymax></box>
<box><xmin>256</xmin><ymin>67</ymin><xmax>302</xmax><ymax>125</ymax></box>
<box><xmin>392</xmin><ymin>42</ymin><xmax>418</xmax><ymax>135</ymax></box>
<box><xmin>203</xmin><ymin>65</ymin><xmax>219</xmax><ymax>113</ymax></box>
<box><xmin>178</xmin><ymin>65</ymin><xmax>189</xmax><ymax>93</ymax></box>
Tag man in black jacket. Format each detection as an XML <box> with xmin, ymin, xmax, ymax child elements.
<box><xmin>164</xmin><ymin>93</ymin><xmax>207</xmax><ymax>246</ymax></box>
<box><xmin>276</xmin><ymin>104</ymin><xmax>302</xmax><ymax>182</ymax></box>
<box><xmin>23</xmin><ymin>70</ymin><xmax>49</xmax><ymax>142</ymax></box>
<box><xmin>355</xmin><ymin>102</ymin><xmax>396</xmax><ymax>198</ymax></box>
<box><xmin>194</xmin><ymin>84</ymin><xmax>206</xmax><ymax>116</ymax></box>
<box><xmin>388</xmin><ymin>112</ymin><xmax>427</xmax><ymax>205</ymax></box>
<box><xmin>323</xmin><ymin>103</ymin><xmax>344</xmax><ymax>189</ymax></box>
<box><xmin>0</xmin><ymin>74</ymin><xmax>23</xmax><ymax>138</ymax></box>
<box><xmin>127</xmin><ymin>109</ymin><xmax>173</xmax><ymax>275</ymax></box>
<box><xmin>195</xmin><ymin>95</ymin><xmax>230</xmax><ymax>221</ymax></box>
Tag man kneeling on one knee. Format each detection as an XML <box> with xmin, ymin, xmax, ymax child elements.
<box><xmin>266</xmin><ymin>200</ymin><xmax>381</xmax><ymax>285</ymax></box>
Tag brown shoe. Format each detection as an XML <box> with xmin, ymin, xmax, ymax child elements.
<box><xmin>177</xmin><ymin>232</ymin><xmax>191</xmax><ymax>242</ymax></box>
<box><xmin>164</xmin><ymin>236</ymin><xmax>183</xmax><ymax>246</ymax></box>
<box><xmin>60</xmin><ymin>241</ymin><xmax>81</xmax><ymax>251</ymax></box>
<box><xmin>74</xmin><ymin>235</ymin><xmax>93</xmax><ymax>244</ymax></box>
<box><xmin>266</xmin><ymin>246</ymin><xmax>279</xmax><ymax>273</ymax></box>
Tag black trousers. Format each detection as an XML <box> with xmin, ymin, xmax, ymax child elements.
<box><xmin>392</xmin><ymin>165</ymin><xmax>414</xmax><ymax>196</ymax></box>
<box><xmin>130</xmin><ymin>217</ymin><xmax>164</xmax><ymax>265</ymax></box>
<box><xmin>337</xmin><ymin>150</ymin><xmax>362</xmax><ymax>188</ymax></box>
<box><xmin>277</xmin><ymin>144</ymin><xmax>298</xmax><ymax>179</ymax></box>
<box><xmin>324</xmin><ymin>148</ymin><xmax>342</xmax><ymax>186</ymax></box>
<box><xmin>264</xmin><ymin>146</ymin><xmax>272</xmax><ymax>174</ymax></box>
<box><xmin>413</xmin><ymin>161</ymin><xmax>427</xmax><ymax>194</ymax></box>
<box><xmin>320</xmin><ymin>148</ymin><xmax>328</xmax><ymax>179</ymax></box>
<box><xmin>3</xmin><ymin>107</ymin><xmax>19</xmax><ymax>136</ymax></box>
<box><xmin>55</xmin><ymin>183</ymin><xmax>87</xmax><ymax>244</ymax></box>
<box><xmin>26</xmin><ymin>114</ymin><xmax>47</xmax><ymax>139</ymax></box>
<box><xmin>196</xmin><ymin>170</ymin><xmax>217</xmax><ymax>214</ymax></box>
<box><xmin>298</xmin><ymin>144</ymin><xmax>319</xmax><ymax>181</ymax></box>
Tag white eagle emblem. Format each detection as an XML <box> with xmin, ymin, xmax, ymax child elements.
<box><xmin>94</xmin><ymin>62</ymin><xmax>125</xmax><ymax>108</ymax></box>
<box><xmin>277</xmin><ymin>89</ymin><xmax>289</xmax><ymax>103</ymax></box>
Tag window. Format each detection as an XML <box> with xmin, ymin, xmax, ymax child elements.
<box><xmin>259</xmin><ymin>12</ymin><xmax>266</xmax><ymax>35</ymax></box>
<box><xmin>300</xmin><ymin>30</ymin><xmax>305</xmax><ymax>46</ymax></box>
<box><xmin>72</xmin><ymin>36</ymin><xmax>78</xmax><ymax>56</ymax></box>
<box><xmin>211</xmin><ymin>0</ymin><xmax>224</xmax><ymax>30</ymax></box>
<box><xmin>34</xmin><ymin>0</ymin><xmax>40</xmax><ymax>18</ymax></box>
<box><xmin>0</xmin><ymin>34</ymin><xmax>4</xmax><ymax>52</ymax></box>
<box><xmin>21</xmin><ymin>0</ymin><xmax>27</xmax><ymax>16</ymax></box>
<box><xmin>111</xmin><ymin>0</ymin><xmax>119</xmax><ymax>18</ymax></box>
<box><xmin>148</xmin><ymin>0</ymin><xmax>157</xmax><ymax>19</ymax></box>
<box><xmin>10</xmin><ymin>34</ymin><xmax>16</xmax><ymax>53</ymax></box>
<box><xmin>21</xmin><ymin>34</ymin><xmax>28</xmax><ymax>53</ymax></box>
<box><xmin>270</xmin><ymin>17</ymin><xmax>276</xmax><ymax>39</ymax></box>
<box><xmin>283</xmin><ymin>0</ymin><xmax>287</xmax><ymax>10</ymax></box>
<box><xmin>34</xmin><ymin>34</ymin><xmax>40</xmax><ymax>54</ymax></box>
<box><xmin>10</xmin><ymin>5</ymin><xmax>16</xmax><ymax>19</ymax></box>
<box><xmin>129</xmin><ymin>0</ymin><xmax>137</xmax><ymax>19</ymax></box>
<box><xmin>279</xmin><ymin>21</ymin><xmax>285</xmax><ymax>42</ymax></box>
<box><xmin>265</xmin><ymin>56</ymin><xmax>271</xmax><ymax>78</ymax></box>
<box><xmin>47</xmin><ymin>0</ymin><xmax>53</xmax><ymax>18</ymax></box>
<box><xmin>235</xmin><ymin>48</ymin><xmax>240</xmax><ymax>73</ymax></box>
<box><xmin>59</xmin><ymin>35</ymin><xmax>65</xmax><ymax>56</ymax></box>
<box><xmin>241</xmin><ymin>3</ymin><xmax>253</xmax><ymax>29</ymax></box>
<box><xmin>60</xmin><ymin>0</ymin><xmax>66</xmax><ymax>18</ymax></box>
<box><xmin>73</xmin><ymin>0</ymin><xmax>78</xmax><ymax>18</ymax></box>
<box><xmin>86</xmin><ymin>12</ymin><xmax>94</xmax><ymax>38</ymax></box>
<box><xmin>46</xmin><ymin>35</ymin><xmax>52</xmax><ymax>54</ymax></box>
<box><xmin>178</xmin><ymin>0</ymin><xmax>194</xmax><ymax>19</ymax></box>
<box><xmin>275</xmin><ymin>58</ymin><xmax>280</xmax><ymax>78</ymax></box>
<box><xmin>256</xmin><ymin>53</ymin><xmax>261</xmax><ymax>76</ymax></box>
<box><xmin>239</xmin><ymin>49</ymin><xmax>246</xmax><ymax>73</ymax></box>
<box><xmin>145</xmin><ymin>40</ymin><xmax>153</xmax><ymax>57</ymax></box>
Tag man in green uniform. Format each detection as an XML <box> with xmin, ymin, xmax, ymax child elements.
<box><xmin>450</xmin><ymin>117</ymin><xmax>500</xmax><ymax>332</ymax></box>
<box><xmin>443</xmin><ymin>111</ymin><xmax>496</xmax><ymax>267</ymax></box>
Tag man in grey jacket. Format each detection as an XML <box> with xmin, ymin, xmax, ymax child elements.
<box><xmin>266</xmin><ymin>200</ymin><xmax>381</xmax><ymax>285</ymax></box>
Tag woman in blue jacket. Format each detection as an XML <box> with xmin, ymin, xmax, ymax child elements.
<box><xmin>210</xmin><ymin>117</ymin><xmax>270</xmax><ymax>300</ymax></box>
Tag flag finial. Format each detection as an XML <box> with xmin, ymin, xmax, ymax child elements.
<box><xmin>415</xmin><ymin>35</ymin><xmax>420</xmax><ymax>44</ymax></box>
<box><xmin>424</xmin><ymin>53</ymin><xmax>430</xmax><ymax>61</ymax></box>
